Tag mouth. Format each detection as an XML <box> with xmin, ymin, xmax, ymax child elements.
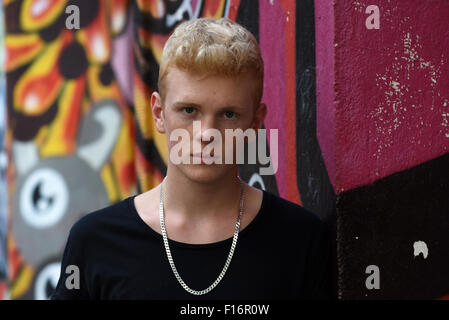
<box><xmin>190</xmin><ymin>153</ymin><xmax>218</xmax><ymax>163</ymax></box>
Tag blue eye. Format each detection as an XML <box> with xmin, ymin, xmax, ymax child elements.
<box><xmin>224</xmin><ymin>111</ymin><xmax>236</xmax><ymax>119</ymax></box>
<box><xmin>183</xmin><ymin>107</ymin><xmax>195</xmax><ymax>114</ymax></box>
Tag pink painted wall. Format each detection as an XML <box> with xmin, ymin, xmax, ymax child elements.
<box><xmin>259</xmin><ymin>0</ymin><xmax>300</xmax><ymax>204</ymax></box>
<box><xmin>259</xmin><ymin>0</ymin><xmax>287</xmax><ymax>197</ymax></box>
<box><xmin>316</xmin><ymin>0</ymin><xmax>449</xmax><ymax>299</ymax></box>
<box><xmin>333</xmin><ymin>0</ymin><xmax>449</xmax><ymax>192</ymax></box>
<box><xmin>315</xmin><ymin>0</ymin><xmax>336</xmax><ymax>191</ymax></box>
<box><xmin>111</xmin><ymin>8</ymin><xmax>135</xmax><ymax>105</ymax></box>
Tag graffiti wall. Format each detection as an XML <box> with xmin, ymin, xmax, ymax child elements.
<box><xmin>0</xmin><ymin>0</ymin><xmax>7</xmax><ymax>300</ymax></box>
<box><xmin>3</xmin><ymin>0</ymin><xmax>136</xmax><ymax>299</ymax></box>
<box><xmin>1</xmin><ymin>0</ymin><xmax>446</xmax><ymax>300</ymax></box>
<box><xmin>1</xmin><ymin>0</ymin><xmax>336</xmax><ymax>299</ymax></box>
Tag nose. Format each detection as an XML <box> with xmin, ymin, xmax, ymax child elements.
<box><xmin>193</xmin><ymin>117</ymin><xmax>217</xmax><ymax>146</ymax></box>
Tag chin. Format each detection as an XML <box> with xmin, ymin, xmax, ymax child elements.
<box><xmin>177</xmin><ymin>163</ymin><xmax>235</xmax><ymax>184</ymax></box>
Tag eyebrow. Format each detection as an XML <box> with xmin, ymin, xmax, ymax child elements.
<box><xmin>172</xmin><ymin>102</ymin><xmax>201</xmax><ymax>108</ymax></box>
<box><xmin>172</xmin><ymin>101</ymin><xmax>245</xmax><ymax>111</ymax></box>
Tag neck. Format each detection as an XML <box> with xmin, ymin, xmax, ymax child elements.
<box><xmin>162</xmin><ymin>166</ymin><xmax>242</xmax><ymax>223</ymax></box>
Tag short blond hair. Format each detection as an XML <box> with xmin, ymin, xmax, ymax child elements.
<box><xmin>158</xmin><ymin>17</ymin><xmax>264</xmax><ymax>109</ymax></box>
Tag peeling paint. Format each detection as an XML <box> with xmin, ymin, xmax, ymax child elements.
<box><xmin>370</xmin><ymin>25</ymin><xmax>448</xmax><ymax>158</ymax></box>
<box><xmin>352</xmin><ymin>1</ymin><xmax>363</xmax><ymax>12</ymax></box>
<box><xmin>442</xmin><ymin>99</ymin><xmax>449</xmax><ymax>137</ymax></box>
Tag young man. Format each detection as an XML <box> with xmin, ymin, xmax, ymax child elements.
<box><xmin>51</xmin><ymin>18</ymin><xmax>332</xmax><ymax>300</ymax></box>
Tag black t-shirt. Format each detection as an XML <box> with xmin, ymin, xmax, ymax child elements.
<box><xmin>51</xmin><ymin>189</ymin><xmax>333</xmax><ymax>300</ymax></box>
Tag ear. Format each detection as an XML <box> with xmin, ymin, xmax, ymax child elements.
<box><xmin>151</xmin><ymin>91</ymin><xmax>165</xmax><ymax>134</ymax></box>
<box><xmin>251</xmin><ymin>102</ymin><xmax>267</xmax><ymax>130</ymax></box>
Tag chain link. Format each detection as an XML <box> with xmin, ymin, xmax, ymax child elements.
<box><xmin>159</xmin><ymin>176</ymin><xmax>244</xmax><ymax>295</ymax></box>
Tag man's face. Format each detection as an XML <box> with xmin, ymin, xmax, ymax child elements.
<box><xmin>152</xmin><ymin>67</ymin><xmax>265</xmax><ymax>184</ymax></box>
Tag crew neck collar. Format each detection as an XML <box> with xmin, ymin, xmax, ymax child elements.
<box><xmin>127</xmin><ymin>188</ymin><xmax>271</xmax><ymax>249</ymax></box>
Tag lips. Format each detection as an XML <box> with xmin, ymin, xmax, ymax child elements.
<box><xmin>190</xmin><ymin>153</ymin><xmax>219</xmax><ymax>163</ymax></box>
<box><xmin>191</xmin><ymin>152</ymin><xmax>216</xmax><ymax>158</ymax></box>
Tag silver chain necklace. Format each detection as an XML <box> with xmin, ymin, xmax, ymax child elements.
<box><xmin>159</xmin><ymin>176</ymin><xmax>245</xmax><ymax>295</ymax></box>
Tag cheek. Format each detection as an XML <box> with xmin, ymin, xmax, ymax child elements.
<box><xmin>165</xmin><ymin>120</ymin><xmax>193</xmax><ymax>150</ymax></box>
<box><xmin>163</xmin><ymin>110</ymin><xmax>182</xmax><ymax>133</ymax></box>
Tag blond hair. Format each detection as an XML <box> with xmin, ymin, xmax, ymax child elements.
<box><xmin>158</xmin><ymin>17</ymin><xmax>264</xmax><ymax>109</ymax></box>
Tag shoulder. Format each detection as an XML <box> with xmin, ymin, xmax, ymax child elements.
<box><xmin>263</xmin><ymin>190</ymin><xmax>328</xmax><ymax>239</ymax></box>
<box><xmin>265</xmin><ymin>191</ymin><xmax>323</xmax><ymax>225</ymax></box>
<box><xmin>68</xmin><ymin>196</ymin><xmax>133</xmax><ymax>242</ymax></box>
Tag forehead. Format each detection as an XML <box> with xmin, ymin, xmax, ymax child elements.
<box><xmin>163</xmin><ymin>67</ymin><xmax>255</xmax><ymax>107</ymax></box>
